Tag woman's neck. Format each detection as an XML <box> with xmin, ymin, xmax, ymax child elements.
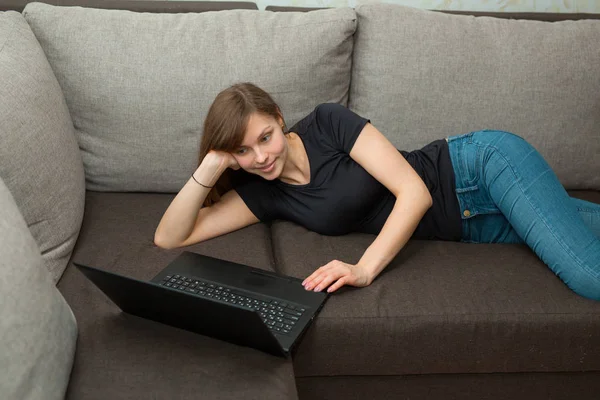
<box><xmin>279</xmin><ymin>132</ymin><xmax>311</xmax><ymax>185</ymax></box>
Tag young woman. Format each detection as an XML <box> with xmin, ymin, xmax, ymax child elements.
<box><xmin>155</xmin><ymin>82</ymin><xmax>600</xmax><ymax>300</ymax></box>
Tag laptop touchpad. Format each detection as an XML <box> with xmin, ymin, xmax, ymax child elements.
<box><xmin>244</xmin><ymin>271</ymin><xmax>277</xmax><ymax>288</ymax></box>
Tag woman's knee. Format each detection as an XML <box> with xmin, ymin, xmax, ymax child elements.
<box><xmin>562</xmin><ymin>267</ymin><xmax>600</xmax><ymax>301</ymax></box>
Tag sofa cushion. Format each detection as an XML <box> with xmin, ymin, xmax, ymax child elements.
<box><xmin>0</xmin><ymin>177</ymin><xmax>78</xmax><ymax>400</ymax></box>
<box><xmin>0</xmin><ymin>10</ymin><xmax>85</xmax><ymax>282</ymax></box>
<box><xmin>349</xmin><ymin>4</ymin><xmax>600</xmax><ymax>190</ymax></box>
<box><xmin>23</xmin><ymin>2</ymin><xmax>357</xmax><ymax>193</ymax></box>
<box><xmin>297</xmin><ymin>372</ymin><xmax>600</xmax><ymax>400</ymax></box>
<box><xmin>271</xmin><ymin>191</ymin><xmax>600</xmax><ymax>377</ymax></box>
<box><xmin>59</xmin><ymin>191</ymin><xmax>297</xmax><ymax>399</ymax></box>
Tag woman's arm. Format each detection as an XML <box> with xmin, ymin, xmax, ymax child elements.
<box><xmin>154</xmin><ymin>151</ymin><xmax>259</xmax><ymax>249</ymax></box>
<box><xmin>302</xmin><ymin>123</ymin><xmax>432</xmax><ymax>293</ymax></box>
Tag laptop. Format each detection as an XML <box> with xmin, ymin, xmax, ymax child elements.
<box><xmin>74</xmin><ymin>251</ymin><xmax>329</xmax><ymax>358</ymax></box>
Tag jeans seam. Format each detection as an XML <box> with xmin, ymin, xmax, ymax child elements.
<box><xmin>471</xmin><ymin>136</ymin><xmax>596</xmax><ymax>278</ymax></box>
<box><xmin>577</xmin><ymin>208</ymin><xmax>600</xmax><ymax>213</ymax></box>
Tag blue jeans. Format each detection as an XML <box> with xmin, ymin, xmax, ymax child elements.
<box><xmin>447</xmin><ymin>130</ymin><xmax>600</xmax><ymax>300</ymax></box>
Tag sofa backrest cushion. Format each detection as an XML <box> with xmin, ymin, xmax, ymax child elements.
<box><xmin>0</xmin><ymin>10</ymin><xmax>85</xmax><ymax>282</ymax></box>
<box><xmin>0</xmin><ymin>177</ymin><xmax>78</xmax><ymax>400</ymax></box>
<box><xmin>350</xmin><ymin>4</ymin><xmax>600</xmax><ymax>190</ymax></box>
<box><xmin>23</xmin><ymin>2</ymin><xmax>357</xmax><ymax>192</ymax></box>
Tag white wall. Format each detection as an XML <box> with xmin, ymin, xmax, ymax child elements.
<box><xmin>253</xmin><ymin>0</ymin><xmax>599</xmax><ymax>12</ymax></box>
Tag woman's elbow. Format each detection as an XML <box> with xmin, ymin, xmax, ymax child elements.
<box><xmin>423</xmin><ymin>189</ymin><xmax>433</xmax><ymax>209</ymax></box>
<box><xmin>395</xmin><ymin>183</ymin><xmax>432</xmax><ymax>210</ymax></box>
<box><xmin>153</xmin><ymin>232</ymin><xmax>180</xmax><ymax>250</ymax></box>
<box><xmin>411</xmin><ymin>182</ymin><xmax>432</xmax><ymax>210</ymax></box>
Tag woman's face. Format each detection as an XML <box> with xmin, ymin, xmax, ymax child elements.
<box><xmin>232</xmin><ymin>112</ymin><xmax>287</xmax><ymax>180</ymax></box>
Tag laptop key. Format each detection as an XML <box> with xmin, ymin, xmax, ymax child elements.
<box><xmin>284</xmin><ymin>310</ymin><xmax>302</xmax><ymax>318</ymax></box>
<box><xmin>163</xmin><ymin>273</ymin><xmax>311</xmax><ymax>332</ymax></box>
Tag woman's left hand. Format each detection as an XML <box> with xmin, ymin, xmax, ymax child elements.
<box><xmin>302</xmin><ymin>260</ymin><xmax>373</xmax><ymax>293</ymax></box>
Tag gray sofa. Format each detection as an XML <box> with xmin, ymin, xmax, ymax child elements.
<box><xmin>1</xmin><ymin>1</ymin><xmax>600</xmax><ymax>399</ymax></box>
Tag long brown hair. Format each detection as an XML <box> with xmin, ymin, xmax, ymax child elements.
<box><xmin>199</xmin><ymin>82</ymin><xmax>285</xmax><ymax>206</ymax></box>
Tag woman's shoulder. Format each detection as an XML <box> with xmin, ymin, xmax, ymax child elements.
<box><xmin>290</xmin><ymin>103</ymin><xmax>349</xmax><ymax>134</ymax></box>
<box><xmin>314</xmin><ymin>102</ymin><xmax>347</xmax><ymax>114</ymax></box>
<box><xmin>311</xmin><ymin>103</ymin><xmax>349</xmax><ymax>122</ymax></box>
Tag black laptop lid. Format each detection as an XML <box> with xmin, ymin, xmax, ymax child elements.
<box><xmin>75</xmin><ymin>263</ymin><xmax>286</xmax><ymax>357</ymax></box>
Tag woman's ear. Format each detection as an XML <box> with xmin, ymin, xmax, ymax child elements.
<box><xmin>277</xmin><ymin>116</ymin><xmax>287</xmax><ymax>133</ymax></box>
<box><xmin>275</xmin><ymin>107</ymin><xmax>286</xmax><ymax>131</ymax></box>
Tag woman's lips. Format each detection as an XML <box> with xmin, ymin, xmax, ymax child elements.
<box><xmin>257</xmin><ymin>159</ymin><xmax>276</xmax><ymax>173</ymax></box>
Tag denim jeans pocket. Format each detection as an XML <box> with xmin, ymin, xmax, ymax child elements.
<box><xmin>459</xmin><ymin>137</ymin><xmax>481</xmax><ymax>187</ymax></box>
<box><xmin>455</xmin><ymin>185</ymin><xmax>501</xmax><ymax>219</ymax></box>
<box><xmin>449</xmin><ymin>132</ymin><xmax>505</xmax><ymax>221</ymax></box>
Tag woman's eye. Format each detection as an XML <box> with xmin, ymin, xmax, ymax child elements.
<box><xmin>261</xmin><ymin>134</ymin><xmax>271</xmax><ymax>142</ymax></box>
<box><xmin>237</xmin><ymin>148</ymin><xmax>247</xmax><ymax>155</ymax></box>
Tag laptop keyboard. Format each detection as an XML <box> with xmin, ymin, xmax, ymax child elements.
<box><xmin>159</xmin><ymin>274</ymin><xmax>306</xmax><ymax>336</ymax></box>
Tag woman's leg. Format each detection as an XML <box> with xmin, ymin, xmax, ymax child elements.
<box><xmin>464</xmin><ymin>197</ymin><xmax>600</xmax><ymax>245</ymax></box>
<box><xmin>570</xmin><ymin>197</ymin><xmax>600</xmax><ymax>238</ymax></box>
<box><xmin>449</xmin><ymin>130</ymin><xmax>600</xmax><ymax>300</ymax></box>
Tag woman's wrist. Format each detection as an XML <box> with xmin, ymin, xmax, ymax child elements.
<box><xmin>193</xmin><ymin>156</ymin><xmax>227</xmax><ymax>188</ymax></box>
<box><xmin>356</xmin><ymin>254</ymin><xmax>389</xmax><ymax>286</ymax></box>
<box><xmin>191</xmin><ymin>174</ymin><xmax>213</xmax><ymax>188</ymax></box>
<box><xmin>191</xmin><ymin>168</ymin><xmax>219</xmax><ymax>189</ymax></box>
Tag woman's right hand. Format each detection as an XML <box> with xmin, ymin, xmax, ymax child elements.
<box><xmin>205</xmin><ymin>150</ymin><xmax>240</xmax><ymax>171</ymax></box>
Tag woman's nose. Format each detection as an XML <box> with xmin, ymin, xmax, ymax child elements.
<box><xmin>255</xmin><ymin>149</ymin><xmax>267</xmax><ymax>164</ymax></box>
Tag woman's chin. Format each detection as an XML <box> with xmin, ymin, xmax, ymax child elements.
<box><xmin>259</xmin><ymin>169</ymin><xmax>279</xmax><ymax>180</ymax></box>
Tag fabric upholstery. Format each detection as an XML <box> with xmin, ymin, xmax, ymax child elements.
<box><xmin>1</xmin><ymin>0</ymin><xmax>258</xmax><ymax>12</ymax></box>
<box><xmin>23</xmin><ymin>3</ymin><xmax>357</xmax><ymax>193</ymax></box>
<box><xmin>58</xmin><ymin>191</ymin><xmax>297</xmax><ymax>399</ymax></box>
<box><xmin>349</xmin><ymin>3</ymin><xmax>600</xmax><ymax>190</ymax></box>
<box><xmin>265</xmin><ymin>5</ymin><xmax>600</xmax><ymax>21</ymax></box>
<box><xmin>297</xmin><ymin>372</ymin><xmax>600</xmax><ymax>400</ymax></box>
<box><xmin>0</xmin><ymin>10</ymin><xmax>85</xmax><ymax>282</ymax></box>
<box><xmin>271</xmin><ymin>191</ymin><xmax>600</xmax><ymax>377</ymax></box>
<box><xmin>0</xmin><ymin>177</ymin><xmax>77</xmax><ymax>400</ymax></box>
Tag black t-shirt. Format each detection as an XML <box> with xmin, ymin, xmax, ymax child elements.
<box><xmin>232</xmin><ymin>103</ymin><xmax>461</xmax><ymax>241</ymax></box>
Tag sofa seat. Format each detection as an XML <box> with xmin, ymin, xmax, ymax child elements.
<box><xmin>58</xmin><ymin>191</ymin><xmax>297</xmax><ymax>400</ymax></box>
<box><xmin>273</xmin><ymin>190</ymin><xmax>600</xmax><ymax>377</ymax></box>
